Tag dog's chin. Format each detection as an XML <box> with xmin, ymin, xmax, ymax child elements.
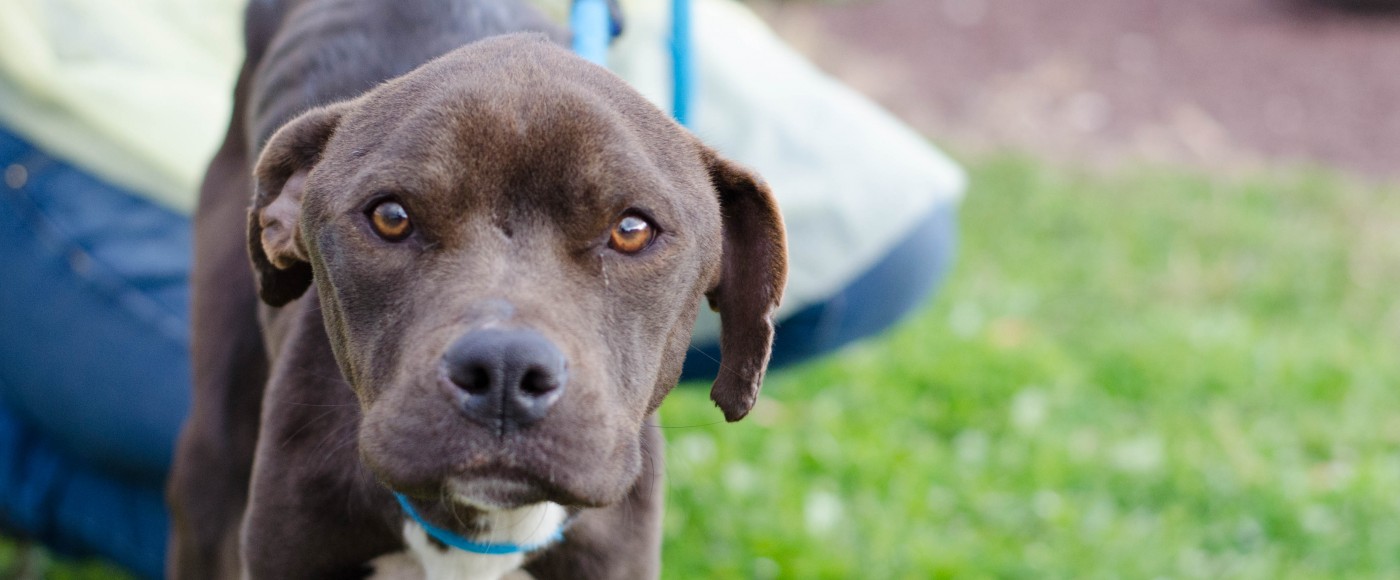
<box><xmin>446</xmin><ymin>476</ymin><xmax>552</xmax><ymax>511</ymax></box>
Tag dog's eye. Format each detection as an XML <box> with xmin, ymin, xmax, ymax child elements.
<box><xmin>608</xmin><ymin>214</ymin><xmax>655</xmax><ymax>254</ymax></box>
<box><xmin>369</xmin><ymin>200</ymin><xmax>413</xmax><ymax>241</ymax></box>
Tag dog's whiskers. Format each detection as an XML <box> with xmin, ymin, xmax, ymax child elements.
<box><xmin>279</xmin><ymin>407</ymin><xmax>344</xmax><ymax>449</ymax></box>
<box><xmin>650</xmin><ymin>419</ymin><xmax>724</xmax><ymax>429</ymax></box>
<box><xmin>310</xmin><ymin>419</ymin><xmax>358</xmax><ymax>457</ymax></box>
<box><xmin>685</xmin><ymin>343</ymin><xmax>747</xmax><ymax>381</ymax></box>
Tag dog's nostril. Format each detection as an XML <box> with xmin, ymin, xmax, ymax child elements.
<box><xmin>519</xmin><ymin>368</ymin><xmax>560</xmax><ymax>397</ymax></box>
<box><xmin>454</xmin><ymin>366</ymin><xmax>492</xmax><ymax>396</ymax></box>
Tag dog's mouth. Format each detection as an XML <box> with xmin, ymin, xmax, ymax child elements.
<box><xmin>447</xmin><ymin>473</ymin><xmax>552</xmax><ymax>510</ymax></box>
<box><xmin>361</xmin><ymin>375</ymin><xmax>642</xmax><ymax>511</ymax></box>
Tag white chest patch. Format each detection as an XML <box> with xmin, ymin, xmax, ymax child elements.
<box><xmin>368</xmin><ymin>502</ymin><xmax>567</xmax><ymax>580</ymax></box>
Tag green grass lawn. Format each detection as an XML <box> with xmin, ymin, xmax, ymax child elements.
<box><xmin>658</xmin><ymin>154</ymin><xmax>1400</xmax><ymax>579</ymax></box>
<box><xmin>9</xmin><ymin>152</ymin><xmax>1400</xmax><ymax>578</ymax></box>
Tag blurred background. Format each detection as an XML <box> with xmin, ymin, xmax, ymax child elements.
<box><xmin>760</xmin><ymin>0</ymin><xmax>1400</xmax><ymax>176</ymax></box>
<box><xmin>8</xmin><ymin>0</ymin><xmax>1400</xmax><ymax>577</ymax></box>
<box><xmin>656</xmin><ymin>0</ymin><xmax>1400</xmax><ymax>578</ymax></box>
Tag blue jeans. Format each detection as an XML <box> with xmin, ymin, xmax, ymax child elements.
<box><xmin>0</xmin><ymin>127</ymin><xmax>956</xmax><ymax>579</ymax></box>
<box><xmin>0</xmin><ymin>128</ymin><xmax>189</xmax><ymax>578</ymax></box>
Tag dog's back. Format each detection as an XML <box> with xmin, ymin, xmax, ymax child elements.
<box><xmin>245</xmin><ymin>0</ymin><xmax>566</xmax><ymax>150</ymax></box>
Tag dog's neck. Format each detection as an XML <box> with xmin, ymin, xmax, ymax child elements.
<box><xmin>369</xmin><ymin>500</ymin><xmax>568</xmax><ymax>580</ymax></box>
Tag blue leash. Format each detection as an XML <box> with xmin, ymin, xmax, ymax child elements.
<box><xmin>568</xmin><ymin>0</ymin><xmax>619</xmax><ymax>66</ymax></box>
<box><xmin>394</xmin><ymin>3</ymin><xmax>696</xmax><ymax>555</ymax></box>
<box><xmin>569</xmin><ymin>0</ymin><xmax>694</xmax><ymax>127</ymax></box>
<box><xmin>669</xmin><ymin>0</ymin><xmax>693</xmax><ymax>127</ymax></box>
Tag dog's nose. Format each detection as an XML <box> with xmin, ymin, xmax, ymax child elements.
<box><xmin>442</xmin><ymin>328</ymin><xmax>567</xmax><ymax>430</ymax></box>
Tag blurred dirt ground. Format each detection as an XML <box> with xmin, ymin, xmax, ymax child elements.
<box><xmin>755</xmin><ymin>0</ymin><xmax>1400</xmax><ymax>177</ymax></box>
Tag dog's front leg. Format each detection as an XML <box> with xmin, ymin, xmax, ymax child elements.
<box><xmin>240</xmin><ymin>299</ymin><xmax>402</xmax><ymax>578</ymax></box>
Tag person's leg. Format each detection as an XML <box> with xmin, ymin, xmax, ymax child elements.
<box><xmin>681</xmin><ymin>200</ymin><xmax>958</xmax><ymax>381</ymax></box>
<box><xmin>0</xmin><ymin>400</ymin><xmax>169</xmax><ymax>579</ymax></box>
<box><xmin>0</xmin><ymin>126</ymin><xmax>191</xmax><ymax>578</ymax></box>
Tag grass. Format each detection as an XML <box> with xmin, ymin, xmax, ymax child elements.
<box><xmin>9</xmin><ymin>152</ymin><xmax>1400</xmax><ymax>578</ymax></box>
<box><xmin>656</xmin><ymin>154</ymin><xmax>1400</xmax><ymax>579</ymax></box>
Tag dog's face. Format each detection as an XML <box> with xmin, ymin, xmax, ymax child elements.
<box><xmin>247</xmin><ymin>36</ymin><xmax>786</xmax><ymax>511</ymax></box>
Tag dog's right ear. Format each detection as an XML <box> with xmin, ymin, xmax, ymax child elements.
<box><xmin>248</xmin><ymin>104</ymin><xmax>347</xmax><ymax>306</ymax></box>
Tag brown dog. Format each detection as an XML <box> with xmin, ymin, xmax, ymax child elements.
<box><xmin>166</xmin><ymin>0</ymin><xmax>786</xmax><ymax>578</ymax></box>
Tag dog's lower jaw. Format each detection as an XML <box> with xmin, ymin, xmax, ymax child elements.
<box><xmin>369</xmin><ymin>502</ymin><xmax>568</xmax><ymax>580</ymax></box>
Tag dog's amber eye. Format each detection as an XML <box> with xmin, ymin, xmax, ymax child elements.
<box><xmin>608</xmin><ymin>214</ymin><xmax>655</xmax><ymax>254</ymax></box>
<box><xmin>369</xmin><ymin>200</ymin><xmax>412</xmax><ymax>241</ymax></box>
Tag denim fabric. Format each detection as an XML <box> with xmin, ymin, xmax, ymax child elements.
<box><xmin>0</xmin><ymin>399</ymin><xmax>168</xmax><ymax>579</ymax></box>
<box><xmin>0</xmin><ymin>128</ymin><xmax>192</xmax><ymax>484</ymax></box>
<box><xmin>0</xmin><ymin>127</ymin><xmax>189</xmax><ymax>577</ymax></box>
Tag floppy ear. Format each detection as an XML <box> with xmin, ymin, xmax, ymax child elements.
<box><xmin>701</xmin><ymin>148</ymin><xmax>788</xmax><ymax>422</ymax></box>
<box><xmin>248</xmin><ymin>104</ymin><xmax>347</xmax><ymax>306</ymax></box>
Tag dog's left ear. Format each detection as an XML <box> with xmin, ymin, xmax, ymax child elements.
<box><xmin>701</xmin><ymin>147</ymin><xmax>788</xmax><ymax>422</ymax></box>
<box><xmin>248</xmin><ymin>103</ymin><xmax>349</xmax><ymax>307</ymax></box>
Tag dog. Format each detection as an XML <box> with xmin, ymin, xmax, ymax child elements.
<box><xmin>165</xmin><ymin>0</ymin><xmax>787</xmax><ymax>578</ymax></box>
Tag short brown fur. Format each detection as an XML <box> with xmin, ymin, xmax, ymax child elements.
<box><xmin>167</xmin><ymin>0</ymin><xmax>786</xmax><ymax>578</ymax></box>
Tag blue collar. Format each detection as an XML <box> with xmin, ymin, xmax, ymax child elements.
<box><xmin>394</xmin><ymin>492</ymin><xmax>564</xmax><ymax>556</ymax></box>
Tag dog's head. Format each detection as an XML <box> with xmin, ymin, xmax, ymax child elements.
<box><xmin>248</xmin><ymin>35</ymin><xmax>786</xmax><ymax>511</ymax></box>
